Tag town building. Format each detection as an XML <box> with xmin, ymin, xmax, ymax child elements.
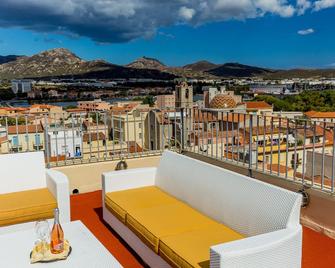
<box><xmin>6</xmin><ymin>124</ymin><xmax>44</xmax><ymax>153</ymax></box>
<box><xmin>108</xmin><ymin>102</ymin><xmax>150</xmax><ymax>154</ymax></box>
<box><xmin>305</xmin><ymin>111</ymin><xmax>335</xmax><ymax>124</ymax></box>
<box><xmin>242</xmin><ymin>101</ymin><xmax>273</xmax><ymax>115</ymax></box>
<box><xmin>175</xmin><ymin>82</ymin><xmax>193</xmax><ymax>109</ymax></box>
<box><xmin>46</xmin><ymin>127</ymin><xmax>82</xmax><ymax>159</ymax></box>
<box><xmin>144</xmin><ymin>110</ymin><xmax>174</xmax><ymax>151</ymax></box>
<box><xmin>11</xmin><ymin>80</ymin><xmax>33</xmax><ymax>94</ymax></box>
<box><xmin>156</xmin><ymin>93</ymin><xmax>175</xmax><ymax>110</ymax></box>
<box><xmin>78</xmin><ymin>99</ymin><xmax>111</xmax><ymax>112</ymax></box>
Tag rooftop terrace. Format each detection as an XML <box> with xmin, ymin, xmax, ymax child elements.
<box><xmin>1</xmin><ymin>107</ymin><xmax>335</xmax><ymax>267</ymax></box>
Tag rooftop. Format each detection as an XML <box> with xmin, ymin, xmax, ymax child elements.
<box><xmin>243</xmin><ymin>101</ymin><xmax>272</xmax><ymax>109</ymax></box>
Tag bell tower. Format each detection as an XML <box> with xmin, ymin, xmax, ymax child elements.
<box><xmin>175</xmin><ymin>82</ymin><xmax>193</xmax><ymax>109</ymax></box>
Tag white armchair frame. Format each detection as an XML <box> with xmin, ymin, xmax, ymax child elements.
<box><xmin>0</xmin><ymin>152</ymin><xmax>70</xmax><ymax>234</ymax></box>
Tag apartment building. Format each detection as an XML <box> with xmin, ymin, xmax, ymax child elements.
<box><xmin>46</xmin><ymin>127</ymin><xmax>82</xmax><ymax>159</ymax></box>
<box><xmin>156</xmin><ymin>93</ymin><xmax>175</xmax><ymax>109</ymax></box>
<box><xmin>6</xmin><ymin>124</ymin><xmax>44</xmax><ymax>153</ymax></box>
<box><xmin>305</xmin><ymin>111</ymin><xmax>335</xmax><ymax>124</ymax></box>
<box><xmin>242</xmin><ymin>101</ymin><xmax>273</xmax><ymax>115</ymax></box>
<box><xmin>108</xmin><ymin>103</ymin><xmax>149</xmax><ymax>152</ymax></box>
<box><xmin>78</xmin><ymin>99</ymin><xmax>111</xmax><ymax>111</ymax></box>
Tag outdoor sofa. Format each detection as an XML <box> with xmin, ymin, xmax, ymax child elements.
<box><xmin>102</xmin><ymin>150</ymin><xmax>302</xmax><ymax>268</ymax></box>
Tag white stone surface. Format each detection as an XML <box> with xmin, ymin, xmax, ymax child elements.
<box><xmin>0</xmin><ymin>220</ymin><xmax>122</xmax><ymax>268</ymax></box>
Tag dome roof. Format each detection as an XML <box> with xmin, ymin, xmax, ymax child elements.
<box><xmin>209</xmin><ymin>94</ymin><xmax>237</xmax><ymax>109</ymax></box>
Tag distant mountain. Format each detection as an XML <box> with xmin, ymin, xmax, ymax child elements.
<box><xmin>127</xmin><ymin>56</ymin><xmax>166</xmax><ymax>70</ymax></box>
<box><xmin>0</xmin><ymin>48</ymin><xmax>176</xmax><ymax>80</ymax></box>
<box><xmin>1</xmin><ymin>48</ymin><xmax>334</xmax><ymax>80</ymax></box>
<box><xmin>0</xmin><ymin>55</ymin><xmax>25</xmax><ymax>64</ymax></box>
<box><xmin>183</xmin><ymin>60</ymin><xmax>219</xmax><ymax>72</ymax></box>
<box><xmin>207</xmin><ymin>63</ymin><xmax>274</xmax><ymax>78</ymax></box>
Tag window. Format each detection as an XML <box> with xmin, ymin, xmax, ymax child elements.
<box><xmin>25</xmin><ymin>134</ymin><xmax>29</xmax><ymax>142</ymax></box>
<box><xmin>139</xmin><ymin>133</ymin><xmax>142</xmax><ymax>139</ymax></box>
<box><xmin>35</xmin><ymin>134</ymin><xmax>40</xmax><ymax>145</ymax></box>
<box><xmin>12</xmin><ymin>136</ymin><xmax>19</xmax><ymax>146</ymax></box>
<box><xmin>138</xmin><ymin>123</ymin><xmax>142</xmax><ymax>129</ymax></box>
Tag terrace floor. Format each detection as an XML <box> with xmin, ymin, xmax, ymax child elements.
<box><xmin>71</xmin><ymin>190</ymin><xmax>335</xmax><ymax>268</ymax></box>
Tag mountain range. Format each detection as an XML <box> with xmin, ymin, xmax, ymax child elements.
<box><xmin>0</xmin><ymin>48</ymin><xmax>335</xmax><ymax>80</ymax></box>
<box><xmin>0</xmin><ymin>55</ymin><xmax>25</xmax><ymax>65</ymax></box>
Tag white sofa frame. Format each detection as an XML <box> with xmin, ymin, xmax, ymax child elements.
<box><xmin>0</xmin><ymin>152</ymin><xmax>70</xmax><ymax>234</ymax></box>
<box><xmin>102</xmin><ymin>150</ymin><xmax>302</xmax><ymax>268</ymax></box>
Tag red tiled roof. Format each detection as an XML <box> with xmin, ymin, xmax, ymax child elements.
<box><xmin>83</xmin><ymin>132</ymin><xmax>106</xmax><ymax>142</ymax></box>
<box><xmin>7</xmin><ymin>124</ymin><xmax>43</xmax><ymax>134</ymax></box>
<box><xmin>305</xmin><ymin>111</ymin><xmax>335</xmax><ymax>118</ymax></box>
<box><xmin>267</xmin><ymin>163</ymin><xmax>292</xmax><ymax>174</ymax></box>
<box><xmin>223</xmin><ymin>114</ymin><xmax>250</xmax><ymax>123</ymax></box>
<box><xmin>243</xmin><ymin>101</ymin><xmax>272</xmax><ymax>109</ymax></box>
<box><xmin>193</xmin><ymin>112</ymin><xmax>218</xmax><ymax>122</ymax></box>
<box><xmin>30</xmin><ymin>104</ymin><xmax>57</xmax><ymax>109</ymax></box>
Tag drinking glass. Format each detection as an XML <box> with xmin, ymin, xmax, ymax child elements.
<box><xmin>35</xmin><ymin>220</ymin><xmax>50</xmax><ymax>256</ymax></box>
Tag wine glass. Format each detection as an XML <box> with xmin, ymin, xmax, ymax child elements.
<box><xmin>35</xmin><ymin>220</ymin><xmax>50</xmax><ymax>256</ymax></box>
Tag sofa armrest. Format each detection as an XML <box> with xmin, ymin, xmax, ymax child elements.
<box><xmin>210</xmin><ymin>226</ymin><xmax>302</xmax><ymax>268</ymax></box>
<box><xmin>46</xmin><ymin>169</ymin><xmax>71</xmax><ymax>223</ymax></box>
<box><xmin>102</xmin><ymin>167</ymin><xmax>157</xmax><ymax>196</ymax></box>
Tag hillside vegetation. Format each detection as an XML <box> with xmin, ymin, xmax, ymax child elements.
<box><xmin>255</xmin><ymin>90</ymin><xmax>335</xmax><ymax>112</ymax></box>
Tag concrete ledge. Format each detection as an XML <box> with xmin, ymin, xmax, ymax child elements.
<box><xmin>53</xmin><ymin>155</ymin><xmax>161</xmax><ymax>194</ymax></box>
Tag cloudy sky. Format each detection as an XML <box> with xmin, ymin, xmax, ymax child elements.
<box><xmin>0</xmin><ymin>0</ymin><xmax>334</xmax><ymax>68</ymax></box>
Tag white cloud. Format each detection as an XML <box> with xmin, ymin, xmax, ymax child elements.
<box><xmin>297</xmin><ymin>28</ymin><xmax>315</xmax><ymax>35</ymax></box>
<box><xmin>0</xmin><ymin>0</ymin><xmax>330</xmax><ymax>43</ymax></box>
<box><xmin>179</xmin><ymin>7</ymin><xmax>196</xmax><ymax>21</ymax></box>
<box><xmin>296</xmin><ymin>0</ymin><xmax>312</xmax><ymax>15</ymax></box>
<box><xmin>314</xmin><ymin>0</ymin><xmax>335</xmax><ymax>11</ymax></box>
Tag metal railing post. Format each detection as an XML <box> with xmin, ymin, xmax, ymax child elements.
<box><xmin>248</xmin><ymin>114</ymin><xmax>253</xmax><ymax>177</ymax></box>
<box><xmin>44</xmin><ymin>114</ymin><xmax>50</xmax><ymax>168</ymax></box>
<box><xmin>180</xmin><ymin>108</ymin><xmax>185</xmax><ymax>151</ymax></box>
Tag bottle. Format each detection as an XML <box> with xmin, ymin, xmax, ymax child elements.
<box><xmin>50</xmin><ymin>208</ymin><xmax>64</xmax><ymax>254</ymax></box>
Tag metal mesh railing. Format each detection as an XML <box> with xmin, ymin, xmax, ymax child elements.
<box><xmin>0</xmin><ymin>110</ymin><xmax>180</xmax><ymax>167</ymax></box>
<box><xmin>182</xmin><ymin>108</ymin><xmax>335</xmax><ymax>194</ymax></box>
<box><xmin>1</xmin><ymin>107</ymin><xmax>334</xmax><ymax>194</ymax></box>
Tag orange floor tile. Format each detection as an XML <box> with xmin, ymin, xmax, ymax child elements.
<box><xmin>71</xmin><ymin>190</ymin><xmax>335</xmax><ymax>268</ymax></box>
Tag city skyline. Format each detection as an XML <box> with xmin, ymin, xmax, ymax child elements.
<box><xmin>0</xmin><ymin>1</ymin><xmax>334</xmax><ymax>69</ymax></box>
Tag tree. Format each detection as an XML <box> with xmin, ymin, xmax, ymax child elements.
<box><xmin>142</xmin><ymin>96</ymin><xmax>155</xmax><ymax>107</ymax></box>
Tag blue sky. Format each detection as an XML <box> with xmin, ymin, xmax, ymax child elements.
<box><xmin>0</xmin><ymin>0</ymin><xmax>334</xmax><ymax>69</ymax></box>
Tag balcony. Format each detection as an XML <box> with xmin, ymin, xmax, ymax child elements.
<box><xmin>0</xmin><ymin>109</ymin><xmax>335</xmax><ymax>267</ymax></box>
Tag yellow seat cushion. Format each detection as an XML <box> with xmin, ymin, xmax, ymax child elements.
<box><xmin>0</xmin><ymin>188</ymin><xmax>57</xmax><ymax>227</ymax></box>
<box><xmin>159</xmin><ymin>224</ymin><xmax>244</xmax><ymax>268</ymax></box>
<box><xmin>104</xmin><ymin>186</ymin><xmax>178</xmax><ymax>223</ymax></box>
<box><xmin>126</xmin><ymin>202</ymin><xmax>221</xmax><ymax>253</ymax></box>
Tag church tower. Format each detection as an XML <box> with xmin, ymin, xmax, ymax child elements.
<box><xmin>175</xmin><ymin>82</ymin><xmax>193</xmax><ymax>109</ymax></box>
